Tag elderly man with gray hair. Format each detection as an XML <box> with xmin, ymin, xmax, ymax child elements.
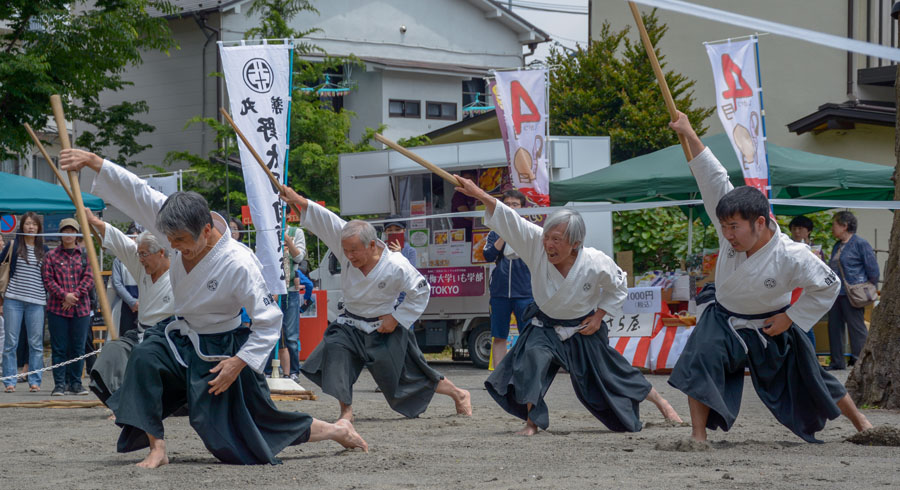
<box><xmin>84</xmin><ymin>210</ymin><xmax>175</xmax><ymax>406</ymax></box>
<box><xmin>280</xmin><ymin>186</ymin><xmax>472</xmax><ymax>422</ymax></box>
<box><xmin>453</xmin><ymin>176</ymin><xmax>682</xmax><ymax>436</ymax></box>
<box><xmin>59</xmin><ymin>149</ymin><xmax>367</xmax><ymax>468</ymax></box>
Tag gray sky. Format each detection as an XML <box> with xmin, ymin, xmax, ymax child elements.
<box><xmin>503</xmin><ymin>0</ymin><xmax>590</xmax><ymax>61</ymax></box>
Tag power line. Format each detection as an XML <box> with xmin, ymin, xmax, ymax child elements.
<box><xmin>505</xmin><ymin>0</ymin><xmax>589</xmax><ymax>15</ymax></box>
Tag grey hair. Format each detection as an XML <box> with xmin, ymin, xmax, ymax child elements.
<box><xmin>341</xmin><ymin>220</ymin><xmax>377</xmax><ymax>246</ymax></box>
<box><xmin>542</xmin><ymin>208</ymin><xmax>586</xmax><ymax>248</ymax></box>
<box><xmin>136</xmin><ymin>231</ymin><xmax>169</xmax><ymax>257</ymax></box>
<box><xmin>156</xmin><ymin>191</ymin><xmax>213</xmax><ymax>240</ymax></box>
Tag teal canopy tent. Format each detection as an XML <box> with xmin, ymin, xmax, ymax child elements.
<box><xmin>550</xmin><ymin>133</ymin><xmax>895</xmax><ymax>218</ymax></box>
<box><xmin>0</xmin><ymin>172</ymin><xmax>105</xmax><ymax>214</ymax></box>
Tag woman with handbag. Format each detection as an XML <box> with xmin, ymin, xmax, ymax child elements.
<box><xmin>826</xmin><ymin>211</ymin><xmax>880</xmax><ymax>371</ymax></box>
<box><xmin>1</xmin><ymin>212</ymin><xmax>49</xmax><ymax>393</ymax></box>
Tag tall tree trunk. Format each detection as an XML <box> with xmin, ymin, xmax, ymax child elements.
<box><xmin>845</xmin><ymin>66</ymin><xmax>900</xmax><ymax>408</ymax></box>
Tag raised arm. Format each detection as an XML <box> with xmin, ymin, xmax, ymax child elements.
<box><xmin>86</xmin><ymin>209</ymin><xmax>143</xmax><ymax>280</ymax></box>
<box><xmin>60</xmin><ymin>149</ymin><xmax>169</xmax><ymax>246</ymax></box>
<box><xmin>669</xmin><ymin>111</ymin><xmax>732</xmax><ymax>240</ymax></box>
<box><xmin>284</xmin><ymin>186</ymin><xmax>346</xmax><ymax>257</ymax></box>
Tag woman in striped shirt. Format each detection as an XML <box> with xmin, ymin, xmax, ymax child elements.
<box><xmin>1</xmin><ymin>212</ymin><xmax>49</xmax><ymax>393</ymax></box>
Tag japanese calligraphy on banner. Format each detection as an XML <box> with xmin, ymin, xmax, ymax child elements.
<box><xmin>420</xmin><ymin>266</ymin><xmax>486</xmax><ymax>297</ymax></box>
<box><xmin>705</xmin><ymin>38</ymin><xmax>769</xmax><ymax>195</ymax></box>
<box><xmin>491</xmin><ymin>69</ymin><xmax>550</xmax><ymax>206</ymax></box>
<box><xmin>606</xmin><ymin>287</ymin><xmax>662</xmax><ymax>338</ymax></box>
<box><xmin>219</xmin><ymin>43</ymin><xmax>293</xmax><ymax>294</ymax></box>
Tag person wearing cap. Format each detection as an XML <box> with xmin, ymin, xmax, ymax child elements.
<box><xmin>42</xmin><ymin>217</ymin><xmax>94</xmax><ymax>396</ymax></box>
<box><xmin>384</xmin><ymin>218</ymin><xmax>417</xmax><ymax>266</ymax></box>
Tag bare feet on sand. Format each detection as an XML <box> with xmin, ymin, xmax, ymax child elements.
<box><xmin>646</xmin><ymin>388</ymin><xmax>683</xmax><ymax>424</ymax></box>
<box><xmin>455</xmin><ymin>389</ymin><xmax>472</xmax><ymax>416</ymax></box>
<box><xmin>660</xmin><ymin>402</ymin><xmax>684</xmax><ymax>424</ymax></box>
<box><xmin>334</xmin><ymin>419</ymin><xmax>369</xmax><ymax>452</ymax></box>
<box><xmin>515</xmin><ymin>420</ymin><xmax>539</xmax><ymax>436</ymax></box>
<box><xmin>338</xmin><ymin>402</ymin><xmax>354</xmax><ymax>423</ymax></box>
<box><xmin>136</xmin><ymin>437</ymin><xmax>168</xmax><ymax>469</ymax></box>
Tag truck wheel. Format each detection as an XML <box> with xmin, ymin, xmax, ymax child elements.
<box><xmin>467</xmin><ymin>322</ymin><xmax>492</xmax><ymax>369</ymax></box>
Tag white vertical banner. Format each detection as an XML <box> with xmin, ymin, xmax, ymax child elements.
<box><xmin>219</xmin><ymin>43</ymin><xmax>292</xmax><ymax>295</ymax></box>
<box><xmin>145</xmin><ymin>174</ymin><xmax>179</xmax><ymax>196</ymax></box>
<box><xmin>705</xmin><ymin>38</ymin><xmax>768</xmax><ymax>195</ymax></box>
<box><xmin>492</xmin><ymin>69</ymin><xmax>550</xmax><ymax>206</ymax></box>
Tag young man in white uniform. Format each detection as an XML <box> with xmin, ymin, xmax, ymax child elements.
<box><xmin>667</xmin><ymin>113</ymin><xmax>872</xmax><ymax>443</ymax></box>
<box><xmin>280</xmin><ymin>186</ymin><xmax>472</xmax><ymax>422</ymax></box>
<box><xmin>85</xmin><ymin>211</ymin><xmax>176</xmax><ymax>404</ymax></box>
<box><xmin>453</xmin><ymin>178</ymin><xmax>682</xmax><ymax>435</ymax></box>
<box><xmin>59</xmin><ymin>149</ymin><xmax>367</xmax><ymax>468</ymax></box>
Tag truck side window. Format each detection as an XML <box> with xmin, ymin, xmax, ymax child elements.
<box><xmin>328</xmin><ymin>251</ymin><xmax>341</xmax><ymax>275</ymax></box>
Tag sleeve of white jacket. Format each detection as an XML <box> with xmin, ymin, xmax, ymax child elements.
<box><xmin>687</xmin><ymin>147</ymin><xmax>733</xmax><ymax>242</ymax></box>
<box><xmin>391</xmin><ymin>259</ymin><xmax>430</xmax><ymax>327</ymax></box>
<box><xmin>291</xmin><ymin>229</ymin><xmax>307</xmax><ymax>263</ymax></box>
<box><xmin>594</xmin><ymin>254</ymin><xmax>628</xmax><ymax>319</ymax></box>
<box><xmin>483</xmin><ymin>201</ymin><xmax>545</xmax><ymax>271</ymax></box>
<box><xmin>102</xmin><ymin>223</ymin><xmax>143</xmax><ymax>280</ymax></box>
<box><xmin>786</xmin><ymin>248</ymin><xmax>841</xmax><ymax>331</ymax></box>
<box><xmin>91</xmin><ymin>160</ymin><xmax>170</xmax><ymax>250</ymax></box>
<box><xmin>232</xmin><ymin>255</ymin><xmax>283</xmax><ymax>373</ymax></box>
<box><xmin>299</xmin><ymin>201</ymin><xmax>346</xmax><ymax>258</ymax></box>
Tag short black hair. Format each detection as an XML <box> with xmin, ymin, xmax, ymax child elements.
<box><xmin>788</xmin><ymin>215</ymin><xmax>814</xmax><ymax>232</ymax></box>
<box><xmin>502</xmin><ymin>189</ymin><xmax>527</xmax><ymax>206</ymax></box>
<box><xmin>833</xmin><ymin>210</ymin><xmax>858</xmax><ymax>233</ymax></box>
<box><xmin>715</xmin><ymin>186</ymin><xmax>772</xmax><ymax>227</ymax></box>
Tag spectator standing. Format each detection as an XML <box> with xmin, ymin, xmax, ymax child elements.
<box><xmin>384</xmin><ymin>218</ymin><xmax>417</xmax><ymax>265</ymax></box>
<box><xmin>825</xmin><ymin>211</ymin><xmax>879</xmax><ymax>371</ymax></box>
<box><xmin>1</xmin><ymin>212</ymin><xmax>49</xmax><ymax>393</ymax></box>
<box><xmin>482</xmin><ymin>190</ymin><xmax>533</xmax><ymax>369</ymax></box>
<box><xmin>265</xmin><ymin>224</ymin><xmax>307</xmax><ymax>381</ymax></box>
<box><xmin>43</xmin><ymin>218</ymin><xmax>94</xmax><ymax>395</ymax></box>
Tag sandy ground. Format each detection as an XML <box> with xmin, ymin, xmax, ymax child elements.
<box><xmin>0</xmin><ymin>364</ymin><xmax>898</xmax><ymax>489</ymax></box>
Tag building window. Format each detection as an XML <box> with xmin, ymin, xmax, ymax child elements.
<box><xmin>33</xmin><ymin>155</ymin><xmax>57</xmax><ymax>184</ymax></box>
<box><xmin>1</xmin><ymin>157</ymin><xmax>19</xmax><ymax>175</ymax></box>
<box><xmin>426</xmin><ymin>101</ymin><xmax>457</xmax><ymax>121</ymax></box>
<box><xmin>389</xmin><ymin>99</ymin><xmax>421</xmax><ymax>118</ymax></box>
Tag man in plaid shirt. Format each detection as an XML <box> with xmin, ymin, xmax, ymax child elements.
<box><xmin>43</xmin><ymin>218</ymin><xmax>94</xmax><ymax>396</ymax></box>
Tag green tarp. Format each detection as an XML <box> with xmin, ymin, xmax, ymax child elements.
<box><xmin>550</xmin><ymin>133</ymin><xmax>895</xmax><ymax>216</ymax></box>
<box><xmin>0</xmin><ymin>172</ymin><xmax>105</xmax><ymax>213</ymax></box>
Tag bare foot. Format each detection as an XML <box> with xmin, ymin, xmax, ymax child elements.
<box><xmin>660</xmin><ymin>401</ymin><xmax>684</xmax><ymax>424</ymax></box>
<box><xmin>334</xmin><ymin>419</ymin><xmax>368</xmax><ymax>452</ymax></box>
<box><xmin>338</xmin><ymin>402</ymin><xmax>354</xmax><ymax>423</ymax></box>
<box><xmin>137</xmin><ymin>439</ymin><xmax>169</xmax><ymax>468</ymax></box>
<box><xmin>515</xmin><ymin>421</ymin><xmax>539</xmax><ymax>436</ymax></box>
<box><xmin>455</xmin><ymin>389</ymin><xmax>472</xmax><ymax>416</ymax></box>
<box><xmin>854</xmin><ymin>414</ymin><xmax>874</xmax><ymax>432</ymax></box>
<box><xmin>107</xmin><ymin>413</ymin><xmax>117</xmax><ymax>422</ymax></box>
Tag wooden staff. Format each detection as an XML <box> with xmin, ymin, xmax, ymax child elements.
<box><xmin>373</xmin><ymin>133</ymin><xmax>461</xmax><ymax>186</ymax></box>
<box><xmin>49</xmin><ymin>95</ymin><xmax>117</xmax><ymax>341</ymax></box>
<box><xmin>628</xmin><ymin>2</ymin><xmax>693</xmax><ymax>161</ymax></box>
<box><xmin>219</xmin><ymin>108</ymin><xmax>304</xmax><ymax>219</ymax></box>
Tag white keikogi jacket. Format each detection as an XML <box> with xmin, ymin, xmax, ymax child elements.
<box><xmin>690</xmin><ymin>147</ymin><xmax>840</xmax><ymax>331</ymax></box>
<box><xmin>92</xmin><ymin>160</ymin><xmax>282</xmax><ymax>373</ymax></box>
<box><xmin>301</xmin><ymin>201</ymin><xmax>429</xmax><ymax>329</ymax></box>
<box><xmin>101</xmin><ymin>223</ymin><xmax>174</xmax><ymax>327</ymax></box>
<box><xmin>484</xmin><ymin>201</ymin><xmax>628</xmax><ymax>328</ymax></box>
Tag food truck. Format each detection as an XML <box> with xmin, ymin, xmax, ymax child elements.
<box><xmin>310</xmin><ymin>136</ymin><xmax>611</xmax><ymax>368</ymax></box>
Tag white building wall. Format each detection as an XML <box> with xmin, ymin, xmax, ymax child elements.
<box><xmin>378</xmin><ymin>71</ymin><xmax>466</xmax><ymax>141</ymax></box>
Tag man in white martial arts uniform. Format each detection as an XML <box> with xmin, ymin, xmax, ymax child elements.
<box><xmin>59</xmin><ymin>149</ymin><xmax>367</xmax><ymax>468</ymax></box>
<box><xmin>85</xmin><ymin>210</ymin><xmax>175</xmax><ymax>405</ymax></box>
<box><xmin>280</xmin><ymin>186</ymin><xmax>472</xmax><ymax>422</ymax></box>
<box><xmin>453</xmin><ymin>178</ymin><xmax>682</xmax><ymax>435</ymax></box>
<box><xmin>667</xmin><ymin>112</ymin><xmax>872</xmax><ymax>443</ymax></box>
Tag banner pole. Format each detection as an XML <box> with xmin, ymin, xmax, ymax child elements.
<box><xmin>752</xmin><ymin>34</ymin><xmax>773</xmax><ymax>200</ymax></box>
<box><xmin>49</xmin><ymin>95</ymin><xmax>117</xmax><ymax>341</ymax></box>
<box><xmin>628</xmin><ymin>2</ymin><xmax>693</xmax><ymax>161</ymax></box>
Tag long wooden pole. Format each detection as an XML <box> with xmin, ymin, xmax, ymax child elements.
<box><xmin>373</xmin><ymin>133</ymin><xmax>461</xmax><ymax>186</ymax></box>
<box><xmin>49</xmin><ymin>95</ymin><xmax>117</xmax><ymax>341</ymax></box>
<box><xmin>218</xmin><ymin>108</ymin><xmax>303</xmax><ymax>219</ymax></box>
<box><xmin>24</xmin><ymin>123</ymin><xmax>75</xmax><ymax>202</ymax></box>
<box><xmin>628</xmin><ymin>2</ymin><xmax>693</xmax><ymax>161</ymax></box>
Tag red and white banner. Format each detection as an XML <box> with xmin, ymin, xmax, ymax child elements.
<box><xmin>705</xmin><ymin>38</ymin><xmax>768</xmax><ymax>196</ymax></box>
<box><xmin>491</xmin><ymin>69</ymin><xmax>550</xmax><ymax>206</ymax></box>
<box><xmin>609</xmin><ymin>302</ymin><xmax>696</xmax><ymax>371</ymax></box>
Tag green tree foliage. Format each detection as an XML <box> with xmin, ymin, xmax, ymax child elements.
<box><xmin>0</xmin><ymin>0</ymin><xmax>177</xmax><ymax>164</ymax></box>
<box><xmin>547</xmin><ymin>10</ymin><xmax>715</xmax><ymax>271</ymax></box>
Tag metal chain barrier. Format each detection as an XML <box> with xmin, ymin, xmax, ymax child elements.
<box><xmin>0</xmin><ymin>346</ymin><xmax>102</xmax><ymax>383</ymax></box>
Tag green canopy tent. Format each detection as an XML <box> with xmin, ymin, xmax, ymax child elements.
<box><xmin>0</xmin><ymin>171</ymin><xmax>105</xmax><ymax>214</ymax></box>
<box><xmin>550</xmin><ymin>133</ymin><xmax>895</xmax><ymax>218</ymax></box>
